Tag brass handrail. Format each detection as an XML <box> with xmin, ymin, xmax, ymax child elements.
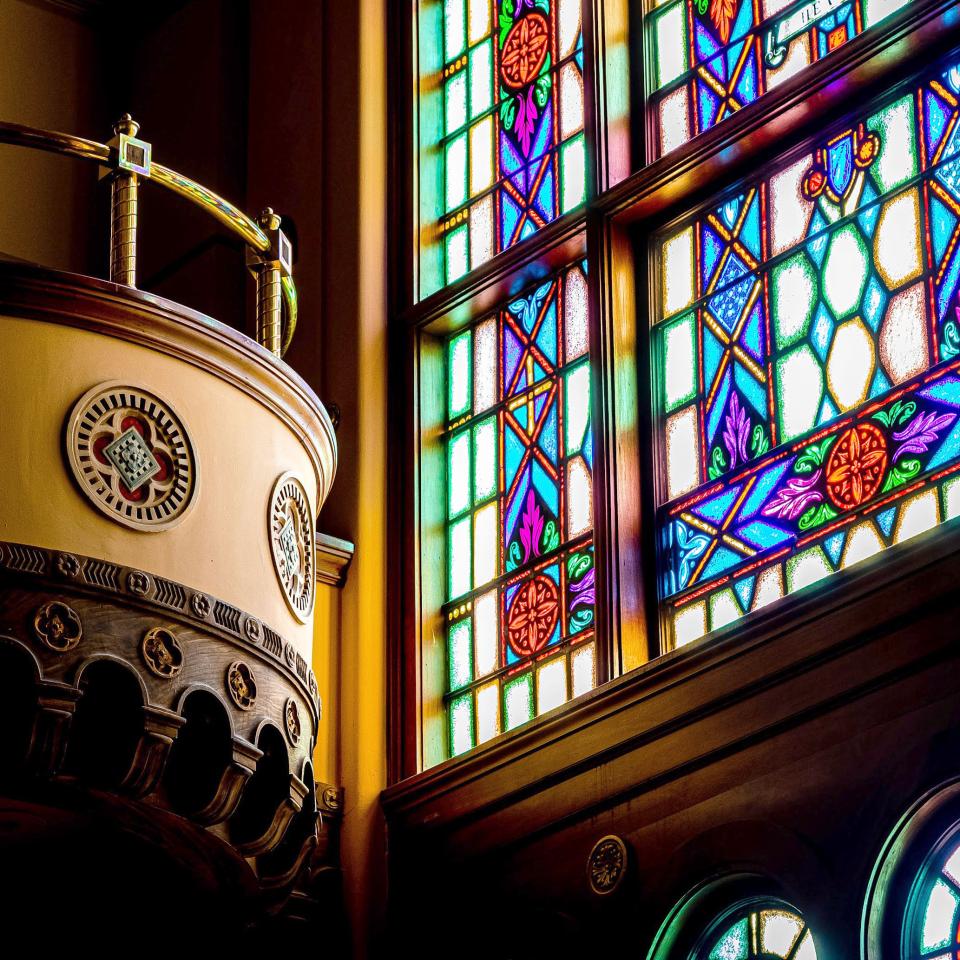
<box><xmin>0</xmin><ymin>115</ymin><xmax>296</xmax><ymax>358</ymax></box>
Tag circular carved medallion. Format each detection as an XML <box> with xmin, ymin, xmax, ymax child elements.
<box><xmin>587</xmin><ymin>835</ymin><xmax>628</xmax><ymax>896</ymax></box>
<box><xmin>500</xmin><ymin>13</ymin><xmax>550</xmax><ymax>90</ymax></box>
<box><xmin>284</xmin><ymin>698</ymin><xmax>302</xmax><ymax>747</ymax></box>
<box><xmin>825</xmin><ymin>422</ymin><xmax>888</xmax><ymax>510</ymax></box>
<box><xmin>141</xmin><ymin>627</ymin><xmax>184</xmax><ymax>679</ymax></box>
<box><xmin>227</xmin><ymin>661</ymin><xmax>257</xmax><ymax>710</ymax></box>
<box><xmin>65</xmin><ymin>382</ymin><xmax>197</xmax><ymax>531</ymax></box>
<box><xmin>506</xmin><ymin>574</ymin><xmax>559</xmax><ymax>657</ymax></box>
<box><xmin>33</xmin><ymin>601</ymin><xmax>83</xmax><ymax>652</ymax></box>
<box><xmin>269</xmin><ymin>473</ymin><xmax>315</xmax><ymax>622</ymax></box>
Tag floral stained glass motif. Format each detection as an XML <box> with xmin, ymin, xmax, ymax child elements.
<box><xmin>911</xmin><ymin>837</ymin><xmax>960</xmax><ymax>958</ymax></box>
<box><xmin>697</xmin><ymin>906</ymin><xmax>817</xmax><ymax>960</ymax></box>
<box><xmin>429</xmin><ymin>0</ymin><xmax>585</xmax><ymax>288</ymax></box>
<box><xmin>445</xmin><ymin>261</ymin><xmax>594</xmax><ymax>757</ymax></box>
<box><xmin>654</xmin><ymin>58</ymin><xmax>960</xmax><ymax>649</ymax></box>
<box><xmin>648</xmin><ymin>0</ymin><xmax>915</xmax><ymax>158</ymax></box>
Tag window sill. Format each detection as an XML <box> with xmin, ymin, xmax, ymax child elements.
<box><xmin>382</xmin><ymin>517</ymin><xmax>960</xmax><ymax>853</ymax></box>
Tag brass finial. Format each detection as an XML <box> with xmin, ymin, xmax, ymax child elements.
<box><xmin>113</xmin><ymin>113</ymin><xmax>140</xmax><ymax>138</ymax></box>
<box><xmin>259</xmin><ymin>206</ymin><xmax>282</xmax><ymax>231</ymax></box>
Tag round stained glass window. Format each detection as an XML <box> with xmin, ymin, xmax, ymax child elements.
<box><xmin>908</xmin><ymin>837</ymin><xmax>960</xmax><ymax>959</ymax></box>
<box><xmin>694</xmin><ymin>902</ymin><xmax>818</xmax><ymax>960</ymax></box>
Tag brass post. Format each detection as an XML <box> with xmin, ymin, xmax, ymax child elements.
<box><xmin>251</xmin><ymin>207</ymin><xmax>286</xmax><ymax>357</ymax></box>
<box><xmin>108</xmin><ymin>115</ymin><xmax>142</xmax><ymax>286</ymax></box>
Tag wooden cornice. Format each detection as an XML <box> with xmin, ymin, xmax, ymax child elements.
<box><xmin>315</xmin><ymin>533</ymin><xmax>355</xmax><ymax>588</ymax></box>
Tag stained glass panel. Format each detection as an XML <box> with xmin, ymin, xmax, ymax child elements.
<box><xmin>653</xmin><ymin>58</ymin><xmax>960</xmax><ymax>649</ymax></box>
<box><xmin>422</xmin><ymin>1</ymin><xmax>586</xmax><ymax>292</ymax></box>
<box><xmin>647</xmin><ymin>0</ymin><xmax>916</xmax><ymax>159</ymax></box>
<box><xmin>697</xmin><ymin>905</ymin><xmax>817</xmax><ymax>960</ymax></box>
<box><xmin>911</xmin><ymin>836</ymin><xmax>960</xmax><ymax>958</ymax></box>
<box><xmin>443</xmin><ymin>261</ymin><xmax>595</xmax><ymax>757</ymax></box>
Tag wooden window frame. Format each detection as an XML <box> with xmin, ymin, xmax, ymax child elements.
<box><xmin>388</xmin><ymin>0</ymin><xmax>960</xmax><ymax>785</ymax></box>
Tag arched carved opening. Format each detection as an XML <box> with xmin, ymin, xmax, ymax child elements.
<box><xmin>258</xmin><ymin>759</ymin><xmax>318</xmax><ymax>884</ymax></box>
<box><xmin>0</xmin><ymin>639</ymin><xmax>38</xmax><ymax>777</ymax></box>
<box><xmin>65</xmin><ymin>659</ymin><xmax>144</xmax><ymax>787</ymax></box>
<box><xmin>229</xmin><ymin>723</ymin><xmax>292</xmax><ymax>852</ymax></box>
<box><xmin>166</xmin><ymin>688</ymin><xmax>233</xmax><ymax>815</ymax></box>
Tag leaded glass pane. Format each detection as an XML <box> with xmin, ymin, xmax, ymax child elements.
<box><xmin>696</xmin><ymin>905</ymin><xmax>817</xmax><ymax>960</ymax></box>
<box><xmin>647</xmin><ymin>0</ymin><xmax>916</xmax><ymax>159</ymax></box>
<box><xmin>443</xmin><ymin>260</ymin><xmax>595</xmax><ymax>756</ymax></box>
<box><xmin>420</xmin><ymin>1</ymin><xmax>586</xmax><ymax>294</ymax></box>
<box><xmin>653</xmin><ymin>57</ymin><xmax>960</xmax><ymax>649</ymax></box>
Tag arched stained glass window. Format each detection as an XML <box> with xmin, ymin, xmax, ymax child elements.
<box><xmin>417</xmin><ymin>0</ymin><xmax>586</xmax><ymax>296</ymax></box>
<box><xmin>445</xmin><ymin>260</ymin><xmax>595</xmax><ymax>757</ymax></box>
<box><xmin>910</xmin><ymin>835</ymin><xmax>960</xmax><ymax>958</ymax></box>
<box><xmin>647</xmin><ymin>0</ymin><xmax>916</xmax><ymax>158</ymax></box>
<box><xmin>654</xmin><ymin>55</ymin><xmax>960</xmax><ymax>650</ymax></box>
<box><xmin>695</xmin><ymin>903</ymin><xmax>818</xmax><ymax>960</ymax></box>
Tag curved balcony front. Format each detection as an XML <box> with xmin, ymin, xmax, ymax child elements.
<box><xmin>0</xmin><ymin>257</ymin><xmax>337</xmax><ymax>906</ymax></box>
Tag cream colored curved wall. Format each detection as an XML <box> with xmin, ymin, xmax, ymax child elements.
<box><xmin>0</xmin><ymin>313</ymin><xmax>318</xmax><ymax>656</ymax></box>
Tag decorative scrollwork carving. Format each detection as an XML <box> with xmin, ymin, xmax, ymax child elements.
<box><xmin>284</xmin><ymin>698</ymin><xmax>302</xmax><ymax>746</ymax></box>
<box><xmin>33</xmin><ymin>601</ymin><xmax>83</xmax><ymax>652</ymax></box>
<box><xmin>227</xmin><ymin>660</ymin><xmax>257</xmax><ymax>710</ymax></box>
<box><xmin>140</xmin><ymin>626</ymin><xmax>184</xmax><ymax>679</ymax></box>
<box><xmin>587</xmin><ymin>835</ymin><xmax>628</xmax><ymax>896</ymax></box>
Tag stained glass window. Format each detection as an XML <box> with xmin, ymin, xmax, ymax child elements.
<box><xmin>647</xmin><ymin>0</ymin><xmax>915</xmax><ymax>159</ymax></box>
<box><xmin>444</xmin><ymin>260</ymin><xmax>595</xmax><ymax>756</ymax></box>
<box><xmin>909</xmin><ymin>835</ymin><xmax>960</xmax><ymax>958</ymax></box>
<box><xmin>419</xmin><ymin>0</ymin><xmax>585</xmax><ymax>294</ymax></box>
<box><xmin>695</xmin><ymin>904</ymin><xmax>817</xmax><ymax>960</ymax></box>
<box><xmin>653</xmin><ymin>58</ymin><xmax>960</xmax><ymax>649</ymax></box>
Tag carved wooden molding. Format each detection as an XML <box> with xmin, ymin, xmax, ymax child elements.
<box><xmin>0</xmin><ymin>539</ymin><xmax>320</xmax><ymax>721</ymax></box>
<box><xmin>315</xmin><ymin>533</ymin><xmax>355</xmax><ymax>588</ymax></box>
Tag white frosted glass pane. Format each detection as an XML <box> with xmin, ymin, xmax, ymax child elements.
<box><xmin>752</xmin><ymin>565</ymin><xmax>784</xmax><ymax>609</ymax></box>
<box><xmin>448</xmin><ymin>430</ymin><xmax>471</xmax><ymax>517</ymax></box>
<box><xmin>473</xmin><ymin>501</ymin><xmax>497</xmax><ymax>587</ymax></box>
<box><xmin>474</xmin><ymin>417</ymin><xmax>497</xmax><ymax>501</ymax></box>
<box><xmin>662</xmin><ymin>227</ymin><xmax>695</xmax><ymax>318</ymax></box>
<box><xmin>875</xmin><ymin>189</ymin><xmax>923</xmax><ymax>288</ymax></box>
<box><xmin>760</xmin><ymin>912</ymin><xmax>802</xmax><ymax>959</ymax></box>
<box><xmin>767</xmin><ymin>36</ymin><xmax>811</xmax><ymax>90</ymax></box>
<box><xmin>468</xmin><ymin>0</ymin><xmax>489</xmax><ymax>43</ymax></box>
<box><xmin>445</xmin><ymin>70</ymin><xmax>467</xmax><ymax>134</ymax></box>
<box><xmin>841</xmin><ymin>521</ymin><xmax>884</xmax><ymax>569</ymax></box>
<box><xmin>470</xmin><ymin>115</ymin><xmax>494</xmax><ymax>195</ymax></box>
<box><xmin>894</xmin><ymin>489</ymin><xmax>940</xmax><ymax>544</ymax></box>
<box><xmin>870</xmin><ymin>96</ymin><xmax>916</xmax><ymax>191</ymax></box>
<box><xmin>923</xmin><ymin>879</ymin><xmax>959</xmax><ymax>952</ymax></box>
<box><xmin>450</xmin><ymin>516</ymin><xmax>472</xmax><ymax>598</ymax></box>
<box><xmin>476</xmin><ymin>681</ymin><xmax>500</xmax><ymax>743</ymax></box>
<box><xmin>567</xmin><ymin>458</ymin><xmax>593</xmax><ymax>537</ymax></box>
<box><xmin>558</xmin><ymin>0</ymin><xmax>581</xmax><ymax>57</ymax></box>
<box><xmin>504</xmin><ymin>674</ymin><xmax>532</xmax><ymax>730</ymax></box>
<box><xmin>663</xmin><ymin>313</ymin><xmax>697</xmax><ymax>411</ymax></box>
<box><xmin>537</xmin><ymin>658</ymin><xmax>568</xmax><ymax>713</ymax></box>
<box><xmin>864</xmin><ymin>0</ymin><xmax>910</xmax><ymax>27</ymax></box>
<box><xmin>659</xmin><ymin>85</ymin><xmax>692</xmax><ymax>155</ymax></box>
<box><xmin>470</xmin><ymin>40</ymin><xmax>493</xmax><ymax>117</ymax></box>
<box><xmin>945</xmin><ymin>477</ymin><xmax>960</xmax><ymax>521</ymax></box>
<box><xmin>474</xmin><ymin>590</ymin><xmax>498</xmax><ymax>676</ymax></box>
<box><xmin>571</xmin><ymin>643</ymin><xmax>596</xmax><ymax>698</ymax></box>
<box><xmin>777</xmin><ymin>346</ymin><xmax>823</xmax><ymax>441</ymax></box>
<box><xmin>655</xmin><ymin>4</ymin><xmax>687</xmax><ymax>88</ymax></box>
<box><xmin>666</xmin><ymin>406</ymin><xmax>700</xmax><ymax>499</ymax></box>
<box><xmin>446</xmin><ymin>134</ymin><xmax>467</xmax><ymax>211</ymax></box>
<box><xmin>826</xmin><ymin>319</ymin><xmax>874</xmax><ymax>412</ymax></box>
<box><xmin>673</xmin><ymin>601</ymin><xmax>706</xmax><ymax>647</ymax></box>
<box><xmin>561</xmin><ymin>135</ymin><xmax>586</xmax><ymax>213</ymax></box>
<box><xmin>449</xmin><ymin>619</ymin><xmax>472</xmax><ymax>689</ymax></box>
<box><xmin>444</xmin><ymin>0</ymin><xmax>466</xmax><ymax>61</ymax></box>
<box><xmin>449</xmin><ymin>332</ymin><xmax>470</xmax><ymax>418</ymax></box>
<box><xmin>786</xmin><ymin>546</ymin><xmax>832</xmax><ymax>593</ymax></box>
<box><xmin>769</xmin><ymin>157</ymin><xmax>814</xmax><ymax>257</ymax></box>
<box><xmin>470</xmin><ymin>196</ymin><xmax>494</xmax><ymax>271</ymax></box>
<box><xmin>565</xmin><ymin>362</ymin><xmax>591</xmax><ymax>455</ymax></box>
<box><xmin>792</xmin><ymin>931</ymin><xmax>817</xmax><ymax>960</ymax></box>
<box><xmin>880</xmin><ymin>283</ymin><xmax>928</xmax><ymax>384</ymax></box>
<box><xmin>564</xmin><ymin>264</ymin><xmax>589</xmax><ymax>362</ymax></box>
<box><xmin>559</xmin><ymin>62</ymin><xmax>584</xmax><ymax>140</ymax></box>
<box><xmin>450</xmin><ymin>694</ymin><xmax>473</xmax><ymax>756</ymax></box>
<box><xmin>447</xmin><ymin>225</ymin><xmax>469</xmax><ymax>282</ymax></box>
<box><xmin>473</xmin><ymin>319</ymin><xmax>497</xmax><ymax>413</ymax></box>
<box><xmin>709</xmin><ymin>589</ymin><xmax>741</xmax><ymax>631</ymax></box>
<box><xmin>943</xmin><ymin>845</ymin><xmax>960</xmax><ymax>887</ymax></box>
